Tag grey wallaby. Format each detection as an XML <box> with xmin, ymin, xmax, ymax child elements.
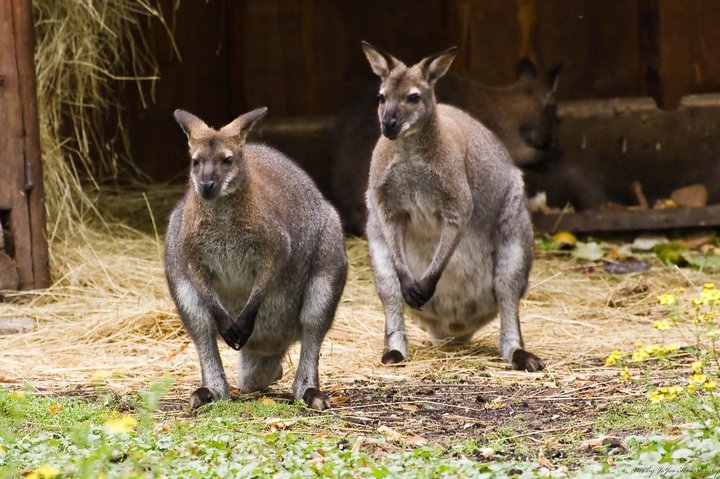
<box><xmin>361</xmin><ymin>42</ymin><xmax>544</xmax><ymax>371</ymax></box>
<box><xmin>330</xmin><ymin>56</ymin><xmax>562</xmax><ymax>235</ymax></box>
<box><xmin>165</xmin><ymin>107</ymin><xmax>348</xmax><ymax>410</ymax></box>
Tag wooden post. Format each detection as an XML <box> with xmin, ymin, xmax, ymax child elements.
<box><xmin>0</xmin><ymin>0</ymin><xmax>50</xmax><ymax>289</ymax></box>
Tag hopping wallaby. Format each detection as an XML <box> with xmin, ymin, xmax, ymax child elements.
<box><xmin>361</xmin><ymin>42</ymin><xmax>544</xmax><ymax>371</ymax></box>
<box><xmin>165</xmin><ymin>107</ymin><xmax>348</xmax><ymax>410</ymax></box>
<box><xmin>330</xmin><ymin>58</ymin><xmax>562</xmax><ymax>235</ymax></box>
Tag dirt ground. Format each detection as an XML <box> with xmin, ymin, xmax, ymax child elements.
<box><xmin>0</xmin><ymin>226</ymin><xmax>713</xmax><ymax>447</ymax></box>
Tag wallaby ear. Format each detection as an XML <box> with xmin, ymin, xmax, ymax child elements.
<box><xmin>174</xmin><ymin>109</ymin><xmax>209</xmax><ymax>140</ymax></box>
<box><xmin>220</xmin><ymin>107</ymin><xmax>269</xmax><ymax>141</ymax></box>
<box><xmin>546</xmin><ymin>63</ymin><xmax>563</xmax><ymax>93</ymax></box>
<box><xmin>361</xmin><ymin>41</ymin><xmax>402</xmax><ymax>78</ymax></box>
<box><xmin>419</xmin><ymin>46</ymin><xmax>457</xmax><ymax>83</ymax></box>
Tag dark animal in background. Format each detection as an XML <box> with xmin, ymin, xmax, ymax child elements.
<box><xmin>361</xmin><ymin>42</ymin><xmax>544</xmax><ymax>371</ymax></box>
<box><xmin>165</xmin><ymin>107</ymin><xmax>347</xmax><ymax>410</ymax></box>
<box><xmin>330</xmin><ymin>57</ymin><xmax>562</xmax><ymax>235</ymax></box>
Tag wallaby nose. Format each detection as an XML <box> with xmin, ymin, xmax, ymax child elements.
<box><xmin>199</xmin><ymin>181</ymin><xmax>215</xmax><ymax>194</ymax></box>
<box><xmin>382</xmin><ymin>118</ymin><xmax>397</xmax><ymax>131</ymax></box>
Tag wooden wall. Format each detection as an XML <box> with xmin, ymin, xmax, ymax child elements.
<box><xmin>123</xmin><ymin>0</ymin><xmax>720</xmax><ymax>183</ymax></box>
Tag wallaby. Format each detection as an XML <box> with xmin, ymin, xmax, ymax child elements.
<box><xmin>330</xmin><ymin>58</ymin><xmax>561</xmax><ymax>235</ymax></box>
<box><xmin>165</xmin><ymin>107</ymin><xmax>348</xmax><ymax>410</ymax></box>
<box><xmin>361</xmin><ymin>42</ymin><xmax>544</xmax><ymax>371</ymax></box>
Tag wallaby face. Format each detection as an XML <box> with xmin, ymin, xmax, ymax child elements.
<box><xmin>509</xmin><ymin>59</ymin><xmax>562</xmax><ymax>164</ymax></box>
<box><xmin>166</xmin><ymin>107</ymin><xmax>347</xmax><ymax>411</ymax></box>
<box><xmin>362</xmin><ymin>42</ymin><xmax>544</xmax><ymax>373</ymax></box>
<box><xmin>361</xmin><ymin>42</ymin><xmax>457</xmax><ymax>140</ymax></box>
<box><xmin>174</xmin><ymin>108</ymin><xmax>267</xmax><ymax>200</ymax></box>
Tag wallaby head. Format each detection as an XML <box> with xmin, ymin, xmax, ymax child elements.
<box><xmin>174</xmin><ymin>107</ymin><xmax>268</xmax><ymax>200</ymax></box>
<box><xmin>511</xmin><ymin>59</ymin><xmax>562</xmax><ymax>155</ymax></box>
<box><xmin>361</xmin><ymin>41</ymin><xmax>457</xmax><ymax>140</ymax></box>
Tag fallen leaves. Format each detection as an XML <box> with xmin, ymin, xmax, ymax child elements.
<box><xmin>264</xmin><ymin>418</ymin><xmax>298</xmax><ymax>431</ymax></box>
<box><xmin>376</xmin><ymin>425</ymin><xmax>427</xmax><ymax>446</ymax></box>
<box><xmin>104</xmin><ymin>415</ymin><xmax>137</xmax><ymax>434</ymax></box>
<box><xmin>47</xmin><ymin>404</ymin><xmax>64</xmax><ymax>414</ymax></box>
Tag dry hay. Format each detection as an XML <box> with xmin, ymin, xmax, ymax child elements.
<box><xmin>0</xmin><ymin>210</ymin><xmax>714</xmax><ymax>400</ymax></box>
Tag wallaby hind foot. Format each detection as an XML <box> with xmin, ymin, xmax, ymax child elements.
<box><xmin>302</xmin><ymin>388</ymin><xmax>331</xmax><ymax>410</ymax></box>
<box><xmin>512</xmin><ymin>349</ymin><xmax>545</xmax><ymax>372</ymax></box>
<box><xmin>381</xmin><ymin>349</ymin><xmax>406</xmax><ymax>365</ymax></box>
<box><xmin>189</xmin><ymin>387</ymin><xmax>215</xmax><ymax>409</ymax></box>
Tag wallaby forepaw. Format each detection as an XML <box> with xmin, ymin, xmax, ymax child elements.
<box><xmin>512</xmin><ymin>349</ymin><xmax>546</xmax><ymax>372</ymax></box>
<box><xmin>381</xmin><ymin>349</ymin><xmax>406</xmax><ymax>365</ymax></box>
<box><xmin>190</xmin><ymin>387</ymin><xmax>215</xmax><ymax>408</ymax></box>
<box><xmin>302</xmin><ymin>388</ymin><xmax>331</xmax><ymax>411</ymax></box>
<box><xmin>399</xmin><ymin>276</ymin><xmax>436</xmax><ymax>310</ymax></box>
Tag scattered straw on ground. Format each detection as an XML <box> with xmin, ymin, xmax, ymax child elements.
<box><xmin>0</xmin><ymin>201</ymin><xmax>714</xmax><ymax>402</ymax></box>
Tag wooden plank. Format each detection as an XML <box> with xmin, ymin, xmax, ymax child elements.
<box><xmin>12</xmin><ymin>0</ymin><xmax>49</xmax><ymax>288</ymax></box>
<box><xmin>533</xmin><ymin>205</ymin><xmax>720</xmax><ymax>234</ymax></box>
<box><xmin>657</xmin><ymin>1</ymin><xmax>720</xmax><ymax>109</ymax></box>
<box><xmin>0</xmin><ymin>0</ymin><xmax>49</xmax><ymax>289</ymax></box>
<box><xmin>0</xmin><ymin>0</ymin><xmax>33</xmax><ymax>288</ymax></box>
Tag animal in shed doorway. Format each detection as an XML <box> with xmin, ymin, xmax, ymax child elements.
<box><xmin>330</xmin><ymin>55</ymin><xmax>562</xmax><ymax>235</ymax></box>
<box><xmin>165</xmin><ymin>107</ymin><xmax>348</xmax><ymax>410</ymax></box>
<box><xmin>361</xmin><ymin>42</ymin><xmax>544</xmax><ymax>372</ymax></box>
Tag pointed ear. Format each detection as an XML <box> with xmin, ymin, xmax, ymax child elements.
<box><xmin>174</xmin><ymin>109</ymin><xmax>209</xmax><ymax>140</ymax></box>
<box><xmin>516</xmin><ymin>57</ymin><xmax>539</xmax><ymax>81</ymax></box>
<box><xmin>361</xmin><ymin>41</ymin><xmax>402</xmax><ymax>78</ymax></box>
<box><xmin>545</xmin><ymin>63</ymin><xmax>563</xmax><ymax>93</ymax></box>
<box><xmin>220</xmin><ymin>107</ymin><xmax>268</xmax><ymax>141</ymax></box>
<box><xmin>419</xmin><ymin>46</ymin><xmax>457</xmax><ymax>83</ymax></box>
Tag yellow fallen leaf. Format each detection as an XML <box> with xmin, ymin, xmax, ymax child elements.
<box><xmin>484</xmin><ymin>399</ymin><xmax>504</xmax><ymax>410</ymax></box>
<box><xmin>104</xmin><ymin>415</ymin><xmax>137</xmax><ymax>434</ymax></box>
<box><xmin>47</xmin><ymin>404</ymin><xmax>64</xmax><ymax>414</ymax></box>
<box><xmin>260</xmin><ymin>396</ymin><xmax>276</xmax><ymax>406</ymax></box>
<box><xmin>26</xmin><ymin>464</ymin><xmax>59</xmax><ymax>479</ymax></box>
<box><xmin>552</xmin><ymin>231</ymin><xmax>577</xmax><ymax>248</ymax></box>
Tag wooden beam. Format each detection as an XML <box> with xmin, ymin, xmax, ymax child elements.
<box><xmin>0</xmin><ymin>0</ymin><xmax>49</xmax><ymax>289</ymax></box>
<box><xmin>12</xmin><ymin>0</ymin><xmax>49</xmax><ymax>288</ymax></box>
<box><xmin>533</xmin><ymin>205</ymin><xmax>720</xmax><ymax>234</ymax></box>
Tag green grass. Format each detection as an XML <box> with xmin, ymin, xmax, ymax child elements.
<box><xmin>2</xmin><ymin>384</ymin><xmax>720</xmax><ymax>478</ymax></box>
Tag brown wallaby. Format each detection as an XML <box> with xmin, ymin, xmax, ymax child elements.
<box><xmin>330</xmin><ymin>57</ymin><xmax>562</xmax><ymax>235</ymax></box>
<box><xmin>361</xmin><ymin>42</ymin><xmax>544</xmax><ymax>371</ymax></box>
<box><xmin>165</xmin><ymin>107</ymin><xmax>348</xmax><ymax>410</ymax></box>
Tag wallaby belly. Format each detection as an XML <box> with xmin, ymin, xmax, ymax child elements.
<box><xmin>202</xmin><ymin>243</ymin><xmax>301</xmax><ymax>353</ymax></box>
<box><xmin>405</xmin><ymin>226</ymin><xmax>498</xmax><ymax>339</ymax></box>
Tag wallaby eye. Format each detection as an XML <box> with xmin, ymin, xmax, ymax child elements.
<box><xmin>407</xmin><ymin>93</ymin><xmax>421</xmax><ymax>104</ymax></box>
<box><xmin>223</xmin><ymin>156</ymin><xmax>233</xmax><ymax>165</ymax></box>
<box><xmin>191</xmin><ymin>159</ymin><xmax>199</xmax><ymax>167</ymax></box>
<box><xmin>376</xmin><ymin>93</ymin><xmax>386</xmax><ymax>104</ymax></box>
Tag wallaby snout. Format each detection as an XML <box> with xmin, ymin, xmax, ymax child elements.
<box><xmin>381</xmin><ymin>114</ymin><xmax>399</xmax><ymax>139</ymax></box>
